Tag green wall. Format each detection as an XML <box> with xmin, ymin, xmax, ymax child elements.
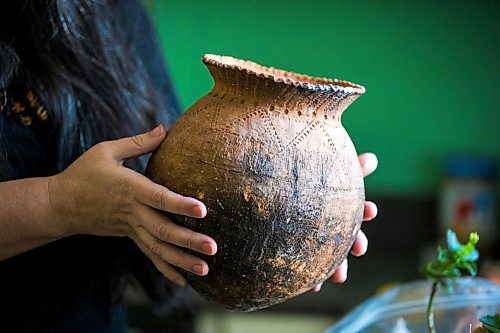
<box><xmin>148</xmin><ymin>0</ymin><xmax>499</xmax><ymax>197</ymax></box>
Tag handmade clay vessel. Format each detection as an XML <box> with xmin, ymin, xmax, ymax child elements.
<box><xmin>146</xmin><ymin>54</ymin><xmax>366</xmax><ymax>311</ymax></box>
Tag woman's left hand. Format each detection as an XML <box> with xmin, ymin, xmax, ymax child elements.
<box><xmin>312</xmin><ymin>152</ymin><xmax>378</xmax><ymax>292</ymax></box>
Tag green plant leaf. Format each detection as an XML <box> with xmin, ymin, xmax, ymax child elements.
<box><xmin>465</xmin><ymin>262</ymin><xmax>478</xmax><ymax>276</ymax></box>
<box><xmin>437</xmin><ymin>247</ymin><xmax>447</xmax><ymax>262</ymax></box>
<box><xmin>446</xmin><ymin>229</ymin><xmax>462</xmax><ymax>252</ymax></box>
<box><xmin>480</xmin><ymin>315</ymin><xmax>500</xmax><ymax>332</ymax></box>
<box><xmin>443</xmin><ymin>267</ymin><xmax>460</xmax><ymax>278</ymax></box>
<box><xmin>464</xmin><ymin>249</ymin><xmax>479</xmax><ymax>261</ymax></box>
<box><xmin>424</xmin><ymin>230</ymin><xmax>481</xmax><ymax>333</ymax></box>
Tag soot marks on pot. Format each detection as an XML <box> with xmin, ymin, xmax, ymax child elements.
<box><xmin>230</xmin><ymin>194</ymin><xmax>272</xmax><ymax>265</ymax></box>
<box><xmin>319</xmin><ymin>166</ymin><xmax>327</xmax><ymax>189</ymax></box>
<box><xmin>318</xmin><ymin>155</ymin><xmax>333</xmax><ymax>190</ymax></box>
<box><xmin>315</xmin><ymin>234</ymin><xmax>329</xmax><ymax>251</ymax></box>
<box><xmin>334</xmin><ymin>233</ymin><xmax>344</xmax><ymax>247</ymax></box>
<box><xmin>290</xmin><ymin>154</ymin><xmax>302</xmax><ymax>203</ymax></box>
<box><xmin>250</xmin><ymin>205</ymin><xmax>275</xmax><ymax>262</ymax></box>
<box><xmin>245</xmin><ymin>144</ymin><xmax>275</xmax><ymax>179</ymax></box>
<box><xmin>332</xmin><ymin>89</ymin><xmax>352</xmax><ymax>100</ymax></box>
<box><xmin>287</xmin><ymin>148</ymin><xmax>329</xmax><ymax>203</ymax></box>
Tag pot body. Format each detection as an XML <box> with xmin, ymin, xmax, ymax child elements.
<box><xmin>146</xmin><ymin>55</ymin><xmax>366</xmax><ymax>311</ymax></box>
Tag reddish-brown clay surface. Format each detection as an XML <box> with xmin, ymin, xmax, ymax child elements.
<box><xmin>146</xmin><ymin>54</ymin><xmax>366</xmax><ymax>311</ymax></box>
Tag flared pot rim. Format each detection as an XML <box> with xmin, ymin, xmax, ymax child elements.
<box><xmin>203</xmin><ymin>54</ymin><xmax>366</xmax><ymax>95</ymax></box>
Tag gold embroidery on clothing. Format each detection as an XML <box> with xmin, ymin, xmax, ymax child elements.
<box><xmin>21</xmin><ymin>116</ymin><xmax>33</xmax><ymax>126</ymax></box>
<box><xmin>0</xmin><ymin>89</ymin><xmax>49</xmax><ymax>126</ymax></box>
<box><xmin>13</xmin><ymin>102</ymin><xmax>25</xmax><ymax>113</ymax></box>
<box><xmin>26</xmin><ymin>91</ymin><xmax>38</xmax><ymax>108</ymax></box>
<box><xmin>37</xmin><ymin>107</ymin><xmax>48</xmax><ymax>120</ymax></box>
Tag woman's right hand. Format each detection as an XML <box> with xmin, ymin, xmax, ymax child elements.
<box><xmin>48</xmin><ymin>125</ymin><xmax>217</xmax><ymax>286</ymax></box>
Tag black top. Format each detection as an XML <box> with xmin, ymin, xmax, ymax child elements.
<box><xmin>0</xmin><ymin>1</ymin><xmax>182</xmax><ymax>331</ymax></box>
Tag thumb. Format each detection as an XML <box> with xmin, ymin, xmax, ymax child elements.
<box><xmin>106</xmin><ymin>125</ymin><xmax>166</xmax><ymax>162</ymax></box>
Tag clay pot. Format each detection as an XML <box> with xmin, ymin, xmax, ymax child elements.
<box><xmin>146</xmin><ymin>54</ymin><xmax>366</xmax><ymax>311</ymax></box>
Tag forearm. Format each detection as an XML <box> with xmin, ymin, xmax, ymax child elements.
<box><xmin>0</xmin><ymin>176</ymin><xmax>67</xmax><ymax>260</ymax></box>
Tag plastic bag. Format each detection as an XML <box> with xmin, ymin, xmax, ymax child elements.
<box><xmin>325</xmin><ymin>277</ymin><xmax>500</xmax><ymax>333</ymax></box>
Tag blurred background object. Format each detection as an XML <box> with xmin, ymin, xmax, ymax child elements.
<box><xmin>439</xmin><ymin>155</ymin><xmax>498</xmax><ymax>251</ymax></box>
<box><xmin>129</xmin><ymin>0</ymin><xmax>499</xmax><ymax>332</ymax></box>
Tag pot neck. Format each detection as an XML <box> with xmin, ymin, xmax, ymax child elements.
<box><xmin>203</xmin><ymin>55</ymin><xmax>365</xmax><ymax>119</ymax></box>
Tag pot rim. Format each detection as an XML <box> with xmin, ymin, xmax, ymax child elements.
<box><xmin>203</xmin><ymin>54</ymin><xmax>366</xmax><ymax>95</ymax></box>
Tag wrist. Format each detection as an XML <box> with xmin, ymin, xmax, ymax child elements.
<box><xmin>46</xmin><ymin>174</ymin><xmax>77</xmax><ymax>237</ymax></box>
<box><xmin>0</xmin><ymin>176</ymin><xmax>72</xmax><ymax>260</ymax></box>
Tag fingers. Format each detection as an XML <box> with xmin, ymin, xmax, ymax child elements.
<box><xmin>133</xmin><ymin>236</ymin><xmax>187</xmax><ymax>287</ymax></box>
<box><xmin>363</xmin><ymin>201</ymin><xmax>378</xmax><ymax>221</ymax></box>
<box><xmin>133</xmin><ymin>175</ymin><xmax>207</xmax><ymax>218</ymax></box>
<box><xmin>130</xmin><ymin>198</ymin><xmax>217</xmax><ymax>287</ymax></box>
<box><xmin>358</xmin><ymin>152</ymin><xmax>378</xmax><ymax>177</ymax></box>
<box><xmin>135</xmin><ymin>226</ymin><xmax>210</xmax><ymax>277</ymax></box>
<box><xmin>137</xmin><ymin>206</ymin><xmax>217</xmax><ymax>255</ymax></box>
<box><xmin>102</xmin><ymin>125</ymin><xmax>167</xmax><ymax>162</ymax></box>
<box><xmin>350</xmin><ymin>230</ymin><xmax>368</xmax><ymax>257</ymax></box>
<box><xmin>311</xmin><ymin>283</ymin><xmax>323</xmax><ymax>293</ymax></box>
<box><xmin>330</xmin><ymin>259</ymin><xmax>348</xmax><ymax>283</ymax></box>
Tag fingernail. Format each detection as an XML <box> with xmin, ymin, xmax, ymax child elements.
<box><xmin>193</xmin><ymin>205</ymin><xmax>206</xmax><ymax>218</ymax></box>
<box><xmin>151</xmin><ymin>124</ymin><xmax>165</xmax><ymax>137</ymax></box>
<box><xmin>340</xmin><ymin>271</ymin><xmax>348</xmax><ymax>283</ymax></box>
<box><xmin>193</xmin><ymin>264</ymin><xmax>206</xmax><ymax>275</ymax></box>
<box><xmin>363</xmin><ymin>202</ymin><xmax>378</xmax><ymax>221</ymax></box>
<box><xmin>202</xmin><ymin>242</ymin><xmax>214</xmax><ymax>255</ymax></box>
<box><xmin>371</xmin><ymin>204</ymin><xmax>378</xmax><ymax>219</ymax></box>
<box><xmin>365</xmin><ymin>154</ymin><xmax>378</xmax><ymax>173</ymax></box>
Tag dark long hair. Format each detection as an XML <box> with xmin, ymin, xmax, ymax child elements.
<box><xmin>0</xmin><ymin>0</ymin><xmax>186</xmax><ymax>325</ymax></box>
<box><xmin>0</xmin><ymin>0</ymin><xmax>179</xmax><ymax>172</ymax></box>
